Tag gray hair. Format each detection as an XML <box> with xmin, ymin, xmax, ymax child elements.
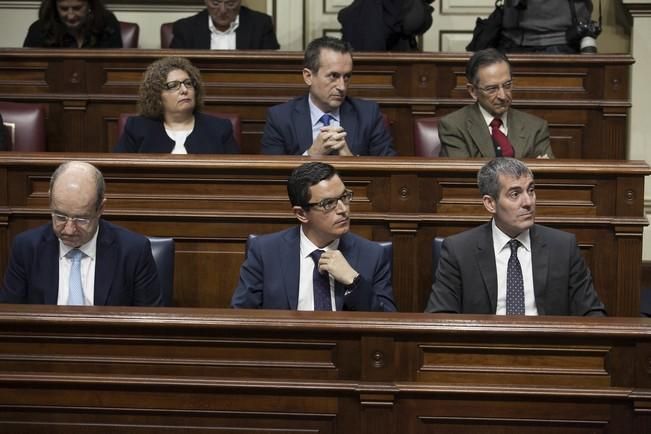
<box><xmin>477</xmin><ymin>158</ymin><xmax>533</xmax><ymax>198</ymax></box>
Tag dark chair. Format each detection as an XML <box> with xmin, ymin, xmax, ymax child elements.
<box><xmin>414</xmin><ymin>117</ymin><xmax>441</xmax><ymax>157</ymax></box>
<box><xmin>641</xmin><ymin>288</ymin><xmax>651</xmax><ymax>317</ymax></box>
<box><xmin>116</xmin><ymin>112</ymin><xmax>242</xmax><ymax>148</ymax></box>
<box><xmin>432</xmin><ymin>236</ymin><xmax>445</xmax><ymax>284</ymax></box>
<box><xmin>0</xmin><ymin>101</ymin><xmax>47</xmax><ymax>151</ymax></box>
<box><xmin>147</xmin><ymin>236</ymin><xmax>175</xmax><ymax>307</ymax></box>
<box><xmin>160</xmin><ymin>22</ymin><xmax>174</xmax><ymax>48</ymax></box>
<box><xmin>119</xmin><ymin>21</ymin><xmax>140</xmax><ymax>48</ymax></box>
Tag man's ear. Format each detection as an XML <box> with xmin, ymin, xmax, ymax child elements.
<box><xmin>96</xmin><ymin>197</ymin><xmax>107</xmax><ymax>217</ymax></box>
<box><xmin>302</xmin><ymin>68</ymin><xmax>313</xmax><ymax>86</ymax></box>
<box><xmin>293</xmin><ymin>206</ymin><xmax>309</xmax><ymax>224</ymax></box>
<box><xmin>467</xmin><ymin>83</ymin><xmax>478</xmax><ymax>101</ymax></box>
<box><xmin>482</xmin><ymin>194</ymin><xmax>497</xmax><ymax>215</ymax></box>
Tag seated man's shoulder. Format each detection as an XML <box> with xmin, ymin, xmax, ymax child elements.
<box><xmin>345</xmin><ymin>96</ymin><xmax>380</xmax><ymax>113</ymax></box>
<box><xmin>240</xmin><ymin>5</ymin><xmax>273</xmax><ymax>21</ymax></box>
<box><xmin>440</xmin><ymin>104</ymin><xmax>476</xmax><ymax>124</ymax></box>
<box><xmin>101</xmin><ymin>220</ymin><xmax>150</xmax><ymax>247</ymax></box>
<box><xmin>13</xmin><ymin>223</ymin><xmax>52</xmax><ymax>246</ymax></box>
<box><xmin>511</xmin><ymin>107</ymin><xmax>546</xmax><ymax>125</ymax></box>
<box><xmin>532</xmin><ymin>224</ymin><xmax>573</xmax><ymax>242</ymax></box>
<box><xmin>267</xmin><ymin>96</ymin><xmax>305</xmax><ymax>115</ymax></box>
<box><xmin>173</xmin><ymin>9</ymin><xmax>206</xmax><ymax>26</ymax></box>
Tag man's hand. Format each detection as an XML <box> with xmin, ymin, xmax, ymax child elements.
<box><xmin>308</xmin><ymin>126</ymin><xmax>353</xmax><ymax>156</ymax></box>
<box><xmin>536</xmin><ymin>154</ymin><xmax>551</xmax><ymax>159</ymax></box>
<box><xmin>316</xmin><ymin>250</ymin><xmax>358</xmax><ymax>285</ymax></box>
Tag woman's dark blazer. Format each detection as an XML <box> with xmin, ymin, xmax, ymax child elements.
<box><xmin>23</xmin><ymin>11</ymin><xmax>123</xmax><ymax>48</ymax></box>
<box><xmin>114</xmin><ymin>112</ymin><xmax>239</xmax><ymax>154</ymax></box>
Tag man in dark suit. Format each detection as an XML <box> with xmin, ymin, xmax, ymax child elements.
<box><xmin>0</xmin><ymin>161</ymin><xmax>162</xmax><ymax>306</ymax></box>
<box><xmin>438</xmin><ymin>48</ymin><xmax>553</xmax><ymax>158</ymax></box>
<box><xmin>231</xmin><ymin>162</ymin><xmax>397</xmax><ymax>311</ymax></box>
<box><xmin>425</xmin><ymin>158</ymin><xmax>605</xmax><ymax>316</ymax></box>
<box><xmin>170</xmin><ymin>0</ymin><xmax>279</xmax><ymax>50</ymax></box>
<box><xmin>261</xmin><ymin>36</ymin><xmax>397</xmax><ymax>156</ymax></box>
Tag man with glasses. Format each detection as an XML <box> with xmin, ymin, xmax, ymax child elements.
<box><xmin>170</xmin><ymin>0</ymin><xmax>279</xmax><ymax>50</ymax></box>
<box><xmin>438</xmin><ymin>48</ymin><xmax>553</xmax><ymax>158</ymax></box>
<box><xmin>231</xmin><ymin>162</ymin><xmax>397</xmax><ymax>311</ymax></box>
<box><xmin>0</xmin><ymin>161</ymin><xmax>162</xmax><ymax>306</ymax></box>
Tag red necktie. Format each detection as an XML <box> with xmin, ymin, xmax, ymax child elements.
<box><xmin>490</xmin><ymin>117</ymin><xmax>514</xmax><ymax>158</ymax></box>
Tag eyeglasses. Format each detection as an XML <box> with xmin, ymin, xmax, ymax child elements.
<box><xmin>163</xmin><ymin>79</ymin><xmax>195</xmax><ymax>91</ymax></box>
<box><xmin>476</xmin><ymin>80</ymin><xmax>513</xmax><ymax>96</ymax></box>
<box><xmin>307</xmin><ymin>190</ymin><xmax>353</xmax><ymax>212</ymax></box>
<box><xmin>52</xmin><ymin>212</ymin><xmax>93</xmax><ymax>227</ymax></box>
<box><xmin>206</xmin><ymin>0</ymin><xmax>239</xmax><ymax>9</ymax></box>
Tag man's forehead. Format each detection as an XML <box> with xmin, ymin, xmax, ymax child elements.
<box><xmin>498</xmin><ymin>173</ymin><xmax>533</xmax><ymax>189</ymax></box>
<box><xmin>309</xmin><ymin>175</ymin><xmax>345</xmax><ymax>198</ymax></box>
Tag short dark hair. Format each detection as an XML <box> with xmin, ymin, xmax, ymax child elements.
<box><xmin>287</xmin><ymin>162</ymin><xmax>338</xmax><ymax>208</ymax></box>
<box><xmin>466</xmin><ymin>48</ymin><xmax>511</xmax><ymax>85</ymax></box>
<box><xmin>304</xmin><ymin>36</ymin><xmax>353</xmax><ymax>73</ymax></box>
<box><xmin>477</xmin><ymin>158</ymin><xmax>533</xmax><ymax>199</ymax></box>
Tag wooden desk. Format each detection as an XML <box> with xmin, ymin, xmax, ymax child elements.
<box><xmin>0</xmin><ymin>49</ymin><xmax>632</xmax><ymax>158</ymax></box>
<box><xmin>0</xmin><ymin>305</ymin><xmax>649</xmax><ymax>433</ymax></box>
<box><xmin>0</xmin><ymin>154</ymin><xmax>646</xmax><ymax>316</ymax></box>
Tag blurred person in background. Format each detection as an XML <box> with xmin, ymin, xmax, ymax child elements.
<box><xmin>24</xmin><ymin>0</ymin><xmax>122</xmax><ymax>48</ymax></box>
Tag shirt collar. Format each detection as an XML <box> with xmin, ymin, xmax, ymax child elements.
<box><xmin>477</xmin><ymin>103</ymin><xmax>509</xmax><ymax>130</ymax></box>
<box><xmin>208</xmin><ymin>13</ymin><xmax>240</xmax><ymax>35</ymax></box>
<box><xmin>58</xmin><ymin>224</ymin><xmax>99</xmax><ymax>260</ymax></box>
<box><xmin>491</xmin><ymin>218</ymin><xmax>531</xmax><ymax>253</ymax></box>
<box><xmin>308</xmin><ymin>94</ymin><xmax>340</xmax><ymax>127</ymax></box>
<box><xmin>299</xmin><ymin>225</ymin><xmax>339</xmax><ymax>258</ymax></box>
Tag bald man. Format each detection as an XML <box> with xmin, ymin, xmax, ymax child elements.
<box><xmin>0</xmin><ymin>161</ymin><xmax>162</xmax><ymax>306</ymax></box>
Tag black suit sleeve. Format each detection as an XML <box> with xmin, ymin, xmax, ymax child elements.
<box><xmin>425</xmin><ymin>238</ymin><xmax>463</xmax><ymax>313</ymax></box>
<box><xmin>114</xmin><ymin>117</ymin><xmax>139</xmax><ymax>153</ymax></box>
<box><xmin>0</xmin><ymin>236</ymin><xmax>29</xmax><ymax>303</ymax></box>
<box><xmin>23</xmin><ymin>21</ymin><xmax>45</xmax><ymax>47</ymax></box>
<box><xmin>258</xmin><ymin>15</ymin><xmax>280</xmax><ymax>49</ymax></box>
<box><xmin>170</xmin><ymin>21</ymin><xmax>188</xmax><ymax>49</ymax></box>
<box><xmin>98</xmin><ymin>12</ymin><xmax>123</xmax><ymax>48</ymax></box>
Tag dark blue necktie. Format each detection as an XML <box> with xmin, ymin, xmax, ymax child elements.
<box><xmin>310</xmin><ymin>249</ymin><xmax>332</xmax><ymax>311</ymax></box>
<box><xmin>320</xmin><ymin>113</ymin><xmax>332</xmax><ymax>127</ymax></box>
<box><xmin>506</xmin><ymin>239</ymin><xmax>525</xmax><ymax>315</ymax></box>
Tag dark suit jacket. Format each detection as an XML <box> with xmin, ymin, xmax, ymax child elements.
<box><xmin>425</xmin><ymin>223</ymin><xmax>606</xmax><ymax>316</ymax></box>
<box><xmin>231</xmin><ymin>227</ymin><xmax>397</xmax><ymax>311</ymax></box>
<box><xmin>170</xmin><ymin>7</ymin><xmax>279</xmax><ymax>50</ymax></box>
<box><xmin>261</xmin><ymin>95</ymin><xmax>397</xmax><ymax>156</ymax></box>
<box><xmin>0</xmin><ymin>220</ymin><xmax>162</xmax><ymax>306</ymax></box>
<box><xmin>438</xmin><ymin>104</ymin><xmax>553</xmax><ymax>158</ymax></box>
<box><xmin>114</xmin><ymin>112</ymin><xmax>239</xmax><ymax>154</ymax></box>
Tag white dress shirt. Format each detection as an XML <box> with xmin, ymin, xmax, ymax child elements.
<box><xmin>491</xmin><ymin>219</ymin><xmax>538</xmax><ymax>315</ymax></box>
<box><xmin>297</xmin><ymin>226</ymin><xmax>338</xmax><ymax>311</ymax></box>
<box><xmin>166</xmin><ymin>128</ymin><xmax>191</xmax><ymax>154</ymax></box>
<box><xmin>57</xmin><ymin>228</ymin><xmax>99</xmax><ymax>306</ymax></box>
<box><xmin>478</xmin><ymin>103</ymin><xmax>509</xmax><ymax>136</ymax></box>
<box><xmin>209</xmin><ymin>14</ymin><xmax>239</xmax><ymax>50</ymax></box>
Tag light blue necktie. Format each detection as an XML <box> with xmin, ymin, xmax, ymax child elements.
<box><xmin>67</xmin><ymin>249</ymin><xmax>85</xmax><ymax>306</ymax></box>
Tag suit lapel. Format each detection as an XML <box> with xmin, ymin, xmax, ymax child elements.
<box><xmin>476</xmin><ymin>223</ymin><xmax>498</xmax><ymax>313</ymax></box>
<box><xmin>506</xmin><ymin>110</ymin><xmax>527</xmax><ymax>158</ymax></box>
<box><xmin>529</xmin><ymin>225</ymin><xmax>549</xmax><ymax>315</ymax></box>
<box><xmin>339</xmin><ymin>99</ymin><xmax>358</xmax><ymax>154</ymax></box>
<box><xmin>94</xmin><ymin>220</ymin><xmax>116</xmax><ymax>306</ymax></box>
<box><xmin>41</xmin><ymin>228</ymin><xmax>61</xmax><ymax>304</ymax></box>
<box><xmin>234</xmin><ymin>10</ymin><xmax>250</xmax><ymax>49</ymax></box>
<box><xmin>281</xmin><ymin>227</ymin><xmax>301</xmax><ymax>309</ymax></box>
<box><xmin>334</xmin><ymin>233</ymin><xmax>357</xmax><ymax>310</ymax></box>
<box><xmin>468</xmin><ymin>105</ymin><xmax>495</xmax><ymax>157</ymax></box>
<box><xmin>295</xmin><ymin>97</ymin><xmax>314</xmax><ymax>154</ymax></box>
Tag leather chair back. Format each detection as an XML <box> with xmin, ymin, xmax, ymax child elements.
<box><xmin>0</xmin><ymin>101</ymin><xmax>47</xmax><ymax>151</ymax></box>
<box><xmin>119</xmin><ymin>21</ymin><xmax>140</xmax><ymax>48</ymax></box>
<box><xmin>117</xmin><ymin>112</ymin><xmax>242</xmax><ymax>147</ymax></box>
<box><xmin>147</xmin><ymin>236</ymin><xmax>175</xmax><ymax>306</ymax></box>
<box><xmin>160</xmin><ymin>22</ymin><xmax>174</xmax><ymax>48</ymax></box>
<box><xmin>414</xmin><ymin>117</ymin><xmax>441</xmax><ymax>157</ymax></box>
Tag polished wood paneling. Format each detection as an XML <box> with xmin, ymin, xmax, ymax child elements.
<box><xmin>0</xmin><ymin>154</ymin><xmax>646</xmax><ymax>316</ymax></box>
<box><xmin>0</xmin><ymin>306</ymin><xmax>649</xmax><ymax>433</ymax></box>
<box><xmin>0</xmin><ymin>49</ymin><xmax>632</xmax><ymax>157</ymax></box>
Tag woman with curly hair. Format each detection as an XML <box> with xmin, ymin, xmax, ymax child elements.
<box><xmin>115</xmin><ymin>57</ymin><xmax>238</xmax><ymax>154</ymax></box>
<box><xmin>24</xmin><ymin>0</ymin><xmax>122</xmax><ymax>48</ymax></box>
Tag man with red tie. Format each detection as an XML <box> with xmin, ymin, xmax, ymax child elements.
<box><xmin>438</xmin><ymin>48</ymin><xmax>553</xmax><ymax>159</ymax></box>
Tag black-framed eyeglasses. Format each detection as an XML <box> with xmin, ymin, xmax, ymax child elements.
<box><xmin>306</xmin><ymin>190</ymin><xmax>353</xmax><ymax>212</ymax></box>
<box><xmin>163</xmin><ymin>79</ymin><xmax>195</xmax><ymax>91</ymax></box>
<box><xmin>206</xmin><ymin>0</ymin><xmax>239</xmax><ymax>9</ymax></box>
<box><xmin>476</xmin><ymin>80</ymin><xmax>513</xmax><ymax>96</ymax></box>
<box><xmin>51</xmin><ymin>212</ymin><xmax>93</xmax><ymax>227</ymax></box>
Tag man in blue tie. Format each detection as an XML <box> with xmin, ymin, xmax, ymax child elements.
<box><xmin>231</xmin><ymin>162</ymin><xmax>397</xmax><ymax>311</ymax></box>
<box><xmin>261</xmin><ymin>36</ymin><xmax>397</xmax><ymax>156</ymax></box>
<box><xmin>0</xmin><ymin>161</ymin><xmax>162</xmax><ymax>306</ymax></box>
<box><xmin>425</xmin><ymin>158</ymin><xmax>605</xmax><ymax>316</ymax></box>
